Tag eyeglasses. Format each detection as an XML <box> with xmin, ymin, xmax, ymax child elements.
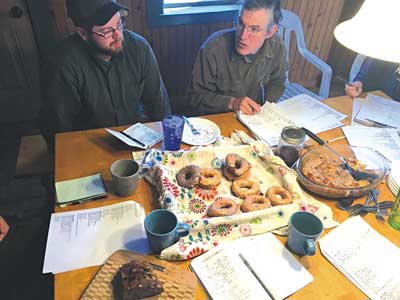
<box><xmin>91</xmin><ymin>17</ymin><xmax>126</xmax><ymax>39</ymax></box>
<box><xmin>235</xmin><ymin>22</ymin><xmax>265</xmax><ymax>35</ymax></box>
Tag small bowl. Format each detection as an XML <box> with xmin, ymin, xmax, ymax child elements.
<box><xmin>295</xmin><ymin>145</ymin><xmax>387</xmax><ymax>199</ymax></box>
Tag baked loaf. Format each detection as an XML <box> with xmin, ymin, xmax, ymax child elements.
<box><xmin>113</xmin><ymin>260</ymin><xmax>164</xmax><ymax>300</ymax></box>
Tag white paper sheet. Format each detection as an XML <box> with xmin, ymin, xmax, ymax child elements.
<box><xmin>355</xmin><ymin>94</ymin><xmax>400</xmax><ymax>128</ymax></box>
<box><xmin>320</xmin><ymin>216</ymin><xmax>400</xmax><ymax>300</ymax></box>
<box><xmin>237</xmin><ymin>94</ymin><xmax>345</xmax><ymax>146</ymax></box>
<box><xmin>342</xmin><ymin>125</ymin><xmax>400</xmax><ymax>164</ymax></box>
<box><xmin>43</xmin><ymin>201</ymin><xmax>149</xmax><ymax>274</ymax></box>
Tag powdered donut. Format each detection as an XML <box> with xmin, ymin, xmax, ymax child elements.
<box><xmin>226</xmin><ymin>153</ymin><xmax>252</xmax><ymax>176</ymax></box>
<box><xmin>198</xmin><ymin>168</ymin><xmax>222</xmax><ymax>189</ymax></box>
<box><xmin>267</xmin><ymin>186</ymin><xmax>293</xmax><ymax>206</ymax></box>
<box><xmin>207</xmin><ymin>198</ymin><xmax>239</xmax><ymax>217</ymax></box>
<box><xmin>241</xmin><ymin>195</ymin><xmax>272</xmax><ymax>212</ymax></box>
<box><xmin>175</xmin><ymin>165</ymin><xmax>201</xmax><ymax>188</ymax></box>
<box><xmin>231</xmin><ymin>179</ymin><xmax>260</xmax><ymax>199</ymax></box>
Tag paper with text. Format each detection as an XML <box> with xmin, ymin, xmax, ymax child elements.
<box><xmin>43</xmin><ymin>201</ymin><xmax>149</xmax><ymax>274</ymax></box>
<box><xmin>342</xmin><ymin>126</ymin><xmax>400</xmax><ymax>164</ymax></box>
<box><xmin>238</xmin><ymin>94</ymin><xmax>345</xmax><ymax>146</ymax></box>
<box><xmin>355</xmin><ymin>94</ymin><xmax>400</xmax><ymax>128</ymax></box>
<box><xmin>320</xmin><ymin>216</ymin><xmax>400</xmax><ymax>300</ymax></box>
<box><xmin>191</xmin><ymin>233</ymin><xmax>312</xmax><ymax>300</ymax></box>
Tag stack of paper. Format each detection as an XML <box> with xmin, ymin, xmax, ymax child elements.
<box><xmin>191</xmin><ymin>232</ymin><xmax>313</xmax><ymax>300</ymax></box>
<box><xmin>341</xmin><ymin>126</ymin><xmax>400</xmax><ymax>164</ymax></box>
<box><xmin>354</xmin><ymin>94</ymin><xmax>400</xmax><ymax>128</ymax></box>
<box><xmin>320</xmin><ymin>216</ymin><xmax>400</xmax><ymax>300</ymax></box>
<box><xmin>238</xmin><ymin>94</ymin><xmax>346</xmax><ymax>146</ymax></box>
<box><xmin>43</xmin><ymin>201</ymin><xmax>149</xmax><ymax>274</ymax></box>
<box><xmin>387</xmin><ymin>160</ymin><xmax>400</xmax><ymax>196</ymax></box>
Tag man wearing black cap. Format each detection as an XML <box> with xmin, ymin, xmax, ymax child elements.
<box><xmin>40</xmin><ymin>0</ymin><xmax>170</xmax><ymax>150</ymax></box>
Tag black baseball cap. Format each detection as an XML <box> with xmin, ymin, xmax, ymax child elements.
<box><xmin>67</xmin><ymin>0</ymin><xmax>128</xmax><ymax>28</ymax></box>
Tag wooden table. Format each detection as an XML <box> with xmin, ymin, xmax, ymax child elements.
<box><xmin>54</xmin><ymin>93</ymin><xmax>400</xmax><ymax>300</ymax></box>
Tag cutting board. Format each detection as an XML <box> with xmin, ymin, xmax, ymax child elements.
<box><xmin>80</xmin><ymin>250</ymin><xmax>198</xmax><ymax>300</ymax></box>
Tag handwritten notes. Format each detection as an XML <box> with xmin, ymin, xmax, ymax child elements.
<box><xmin>320</xmin><ymin>216</ymin><xmax>400</xmax><ymax>300</ymax></box>
<box><xmin>191</xmin><ymin>233</ymin><xmax>312</xmax><ymax>300</ymax></box>
<box><xmin>43</xmin><ymin>201</ymin><xmax>149</xmax><ymax>274</ymax></box>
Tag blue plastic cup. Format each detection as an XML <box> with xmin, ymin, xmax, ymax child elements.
<box><xmin>144</xmin><ymin>209</ymin><xmax>191</xmax><ymax>254</ymax></box>
<box><xmin>162</xmin><ymin>115</ymin><xmax>184</xmax><ymax>151</ymax></box>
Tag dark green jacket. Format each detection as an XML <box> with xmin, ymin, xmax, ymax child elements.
<box><xmin>40</xmin><ymin>30</ymin><xmax>170</xmax><ymax>142</ymax></box>
<box><xmin>188</xmin><ymin>29</ymin><xmax>287</xmax><ymax>115</ymax></box>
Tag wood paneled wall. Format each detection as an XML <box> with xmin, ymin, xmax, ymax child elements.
<box><xmin>48</xmin><ymin>0</ymin><xmax>345</xmax><ymax>110</ymax></box>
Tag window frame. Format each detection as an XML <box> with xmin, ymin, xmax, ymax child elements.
<box><xmin>146</xmin><ymin>0</ymin><xmax>240</xmax><ymax>28</ymax></box>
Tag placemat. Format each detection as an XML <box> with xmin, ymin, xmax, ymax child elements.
<box><xmin>80</xmin><ymin>250</ymin><xmax>197</xmax><ymax>300</ymax></box>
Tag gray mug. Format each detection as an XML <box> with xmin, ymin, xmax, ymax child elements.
<box><xmin>287</xmin><ymin>211</ymin><xmax>323</xmax><ymax>256</ymax></box>
<box><xmin>110</xmin><ymin>159</ymin><xmax>139</xmax><ymax>196</ymax></box>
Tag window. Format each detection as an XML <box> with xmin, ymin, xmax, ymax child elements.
<box><xmin>147</xmin><ymin>0</ymin><xmax>240</xmax><ymax>28</ymax></box>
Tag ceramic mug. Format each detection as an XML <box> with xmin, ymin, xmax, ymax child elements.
<box><xmin>287</xmin><ymin>211</ymin><xmax>323</xmax><ymax>256</ymax></box>
<box><xmin>110</xmin><ymin>159</ymin><xmax>139</xmax><ymax>196</ymax></box>
<box><xmin>144</xmin><ymin>209</ymin><xmax>191</xmax><ymax>254</ymax></box>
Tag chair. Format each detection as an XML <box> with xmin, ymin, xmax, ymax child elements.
<box><xmin>277</xmin><ymin>9</ymin><xmax>332</xmax><ymax>101</ymax></box>
<box><xmin>349</xmin><ymin>54</ymin><xmax>367</xmax><ymax>82</ymax></box>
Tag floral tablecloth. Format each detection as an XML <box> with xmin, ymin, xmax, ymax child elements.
<box><xmin>143</xmin><ymin>141</ymin><xmax>338</xmax><ymax>260</ymax></box>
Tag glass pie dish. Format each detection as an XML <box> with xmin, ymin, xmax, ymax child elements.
<box><xmin>295</xmin><ymin>145</ymin><xmax>388</xmax><ymax>199</ymax></box>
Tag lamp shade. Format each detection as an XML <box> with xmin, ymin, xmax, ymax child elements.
<box><xmin>334</xmin><ymin>0</ymin><xmax>400</xmax><ymax>63</ymax></box>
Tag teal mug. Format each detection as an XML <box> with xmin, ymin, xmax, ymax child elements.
<box><xmin>287</xmin><ymin>211</ymin><xmax>323</xmax><ymax>256</ymax></box>
<box><xmin>144</xmin><ymin>209</ymin><xmax>191</xmax><ymax>254</ymax></box>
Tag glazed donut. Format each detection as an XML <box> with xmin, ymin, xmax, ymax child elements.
<box><xmin>241</xmin><ymin>195</ymin><xmax>272</xmax><ymax>212</ymax></box>
<box><xmin>226</xmin><ymin>153</ymin><xmax>252</xmax><ymax>176</ymax></box>
<box><xmin>231</xmin><ymin>179</ymin><xmax>260</xmax><ymax>199</ymax></box>
<box><xmin>176</xmin><ymin>165</ymin><xmax>201</xmax><ymax>188</ymax></box>
<box><xmin>267</xmin><ymin>186</ymin><xmax>293</xmax><ymax>206</ymax></box>
<box><xmin>222</xmin><ymin>165</ymin><xmax>250</xmax><ymax>181</ymax></box>
<box><xmin>207</xmin><ymin>198</ymin><xmax>239</xmax><ymax>217</ymax></box>
<box><xmin>198</xmin><ymin>168</ymin><xmax>222</xmax><ymax>189</ymax></box>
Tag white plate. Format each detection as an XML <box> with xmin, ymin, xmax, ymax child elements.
<box><xmin>182</xmin><ymin>118</ymin><xmax>221</xmax><ymax>146</ymax></box>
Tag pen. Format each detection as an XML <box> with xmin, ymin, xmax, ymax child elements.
<box><xmin>327</xmin><ymin>136</ymin><xmax>346</xmax><ymax>143</ymax></box>
<box><xmin>259</xmin><ymin>81</ymin><xmax>266</xmax><ymax>104</ymax></box>
<box><xmin>364</xmin><ymin>118</ymin><xmax>396</xmax><ymax>129</ymax></box>
<box><xmin>238</xmin><ymin>253</ymin><xmax>274</xmax><ymax>299</ymax></box>
<box><xmin>120</xmin><ymin>131</ymin><xmax>146</xmax><ymax>147</ymax></box>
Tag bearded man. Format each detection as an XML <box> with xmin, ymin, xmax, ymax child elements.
<box><xmin>40</xmin><ymin>0</ymin><xmax>170</xmax><ymax>149</ymax></box>
<box><xmin>187</xmin><ymin>0</ymin><xmax>286</xmax><ymax>115</ymax></box>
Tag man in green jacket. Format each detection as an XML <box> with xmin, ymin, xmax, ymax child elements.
<box><xmin>40</xmin><ymin>0</ymin><xmax>170</xmax><ymax>149</ymax></box>
<box><xmin>187</xmin><ymin>0</ymin><xmax>286</xmax><ymax>115</ymax></box>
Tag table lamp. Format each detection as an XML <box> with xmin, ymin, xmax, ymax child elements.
<box><xmin>334</xmin><ymin>0</ymin><xmax>400</xmax><ymax>63</ymax></box>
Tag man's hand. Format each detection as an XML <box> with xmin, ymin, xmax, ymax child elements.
<box><xmin>345</xmin><ymin>81</ymin><xmax>363</xmax><ymax>98</ymax></box>
<box><xmin>0</xmin><ymin>216</ymin><xmax>9</xmax><ymax>242</ymax></box>
<box><xmin>228</xmin><ymin>97</ymin><xmax>261</xmax><ymax>115</ymax></box>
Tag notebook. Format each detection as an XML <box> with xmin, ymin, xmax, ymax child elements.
<box><xmin>55</xmin><ymin>173</ymin><xmax>107</xmax><ymax>206</ymax></box>
<box><xmin>106</xmin><ymin>123</ymin><xmax>163</xmax><ymax>149</ymax></box>
<box><xmin>190</xmin><ymin>233</ymin><xmax>313</xmax><ymax>300</ymax></box>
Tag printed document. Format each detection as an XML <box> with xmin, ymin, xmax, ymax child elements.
<box><xmin>238</xmin><ymin>94</ymin><xmax>345</xmax><ymax>146</ymax></box>
<box><xmin>355</xmin><ymin>94</ymin><xmax>400</xmax><ymax>128</ymax></box>
<box><xmin>320</xmin><ymin>216</ymin><xmax>400</xmax><ymax>300</ymax></box>
<box><xmin>43</xmin><ymin>201</ymin><xmax>149</xmax><ymax>274</ymax></box>
<box><xmin>342</xmin><ymin>126</ymin><xmax>400</xmax><ymax>164</ymax></box>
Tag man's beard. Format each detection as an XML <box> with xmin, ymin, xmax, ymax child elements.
<box><xmin>87</xmin><ymin>36</ymin><xmax>124</xmax><ymax>57</ymax></box>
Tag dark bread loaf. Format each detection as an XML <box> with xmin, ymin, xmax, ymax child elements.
<box><xmin>113</xmin><ymin>260</ymin><xmax>164</xmax><ymax>300</ymax></box>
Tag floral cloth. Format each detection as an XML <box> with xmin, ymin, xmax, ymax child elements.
<box><xmin>143</xmin><ymin>142</ymin><xmax>338</xmax><ymax>261</ymax></box>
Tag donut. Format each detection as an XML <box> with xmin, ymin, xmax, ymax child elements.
<box><xmin>226</xmin><ymin>153</ymin><xmax>252</xmax><ymax>176</ymax></box>
<box><xmin>222</xmin><ymin>165</ymin><xmax>250</xmax><ymax>181</ymax></box>
<box><xmin>176</xmin><ymin>165</ymin><xmax>201</xmax><ymax>188</ymax></box>
<box><xmin>207</xmin><ymin>198</ymin><xmax>239</xmax><ymax>217</ymax></box>
<box><xmin>198</xmin><ymin>168</ymin><xmax>222</xmax><ymax>189</ymax></box>
<box><xmin>241</xmin><ymin>195</ymin><xmax>272</xmax><ymax>212</ymax></box>
<box><xmin>267</xmin><ymin>186</ymin><xmax>293</xmax><ymax>206</ymax></box>
<box><xmin>231</xmin><ymin>179</ymin><xmax>260</xmax><ymax>199</ymax></box>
